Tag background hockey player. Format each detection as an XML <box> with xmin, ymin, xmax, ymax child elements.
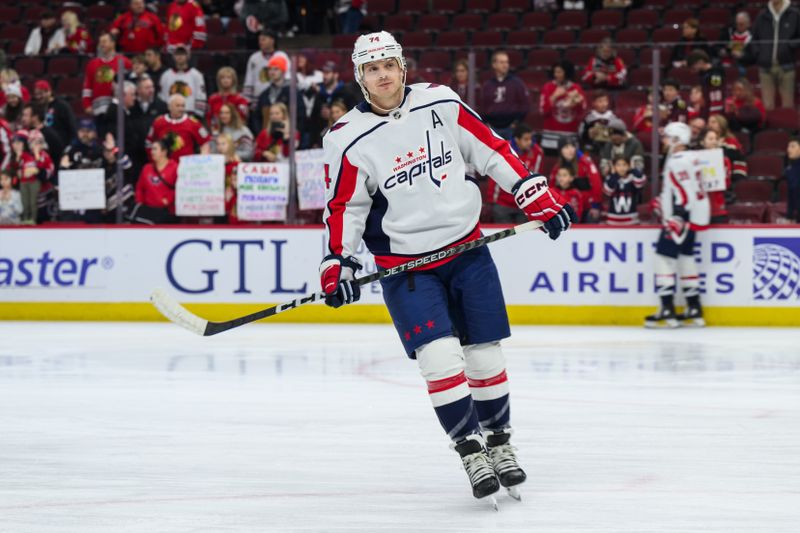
<box><xmin>646</xmin><ymin>122</ymin><xmax>710</xmax><ymax>328</ymax></box>
<box><xmin>319</xmin><ymin>31</ymin><xmax>576</xmax><ymax>504</ymax></box>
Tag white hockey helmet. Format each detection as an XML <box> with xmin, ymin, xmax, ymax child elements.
<box><xmin>663</xmin><ymin>122</ymin><xmax>691</xmax><ymax>148</ymax></box>
<box><xmin>352</xmin><ymin>31</ymin><xmax>406</xmax><ymax>105</ymax></box>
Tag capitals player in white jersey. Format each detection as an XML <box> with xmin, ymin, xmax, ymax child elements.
<box><xmin>646</xmin><ymin>122</ymin><xmax>710</xmax><ymax>328</ymax></box>
<box><xmin>319</xmin><ymin>31</ymin><xmax>576</xmax><ymax>503</ymax></box>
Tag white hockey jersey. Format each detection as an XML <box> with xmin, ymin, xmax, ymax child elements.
<box><xmin>322</xmin><ymin>83</ymin><xmax>532</xmax><ymax>269</ymax></box>
<box><xmin>243</xmin><ymin>50</ymin><xmax>292</xmax><ymax>104</ymax></box>
<box><xmin>159</xmin><ymin>68</ymin><xmax>207</xmax><ymax>116</ymax></box>
<box><xmin>660</xmin><ymin>150</ymin><xmax>710</xmax><ymax>228</ymax></box>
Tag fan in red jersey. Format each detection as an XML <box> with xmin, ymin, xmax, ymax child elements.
<box><xmin>165</xmin><ymin>0</ymin><xmax>207</xmax><ymax>52</ymax></box>
<box><xmin>82</xmin><ymin>32</ymin><xmax>133</xmax><ymax>117</ymax></box>
<box><xmin>145</xmin><ymin>94</ymin><xmax>211</xmax><ymax>161</ymax></box>
<box><xmin>110</xmin><ymin>0</ymin><xmax>165</xmax><ymax>54</ymax></box>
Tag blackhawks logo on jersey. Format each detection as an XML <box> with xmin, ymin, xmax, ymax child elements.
<box><xmin>259</xmin><ymin>67</ymin><xmax>270</xmax><ymax>84</ymax></box>
<box><xmin>95</xmin><ymin>65</ymin><xmax>115</xmax><ymax>83</ymax></box>
<box><xmin>169</xmin><ymin>14</ymin><xmax>183</xmax><ymax>31</ymax></box>
<box><xmin>164</xmin><ymin>133</ymin><xmax>185</xmax><ymax>153</ymax></box>
<box><xmin>169</xmin><ymin>81</ymin><xmax>193</xmax><ymax>97</ymax></box>
<box><xmin>710</xmin><ymin>75</ymin><xmax>722</xmax><ymax>87</ymax></box>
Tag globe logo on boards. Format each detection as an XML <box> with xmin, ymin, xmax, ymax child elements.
<box><xmin>753</xmin><ymin>238</ymin><xmax>800</xmax><ymax>300</ymax></box>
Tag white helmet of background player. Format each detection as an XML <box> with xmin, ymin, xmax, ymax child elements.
<box><xmin>663</xmin><ymin>122</ymin><xmax>691</xmax><ymax>149</ymax></box>
<box><xmin>352</xmin><ymin>31</ymin><xmax>407</xmax><ymax>106</ymax></box>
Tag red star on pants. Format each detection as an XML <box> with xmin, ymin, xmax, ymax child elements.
<box><xmin>395</xmin><ymin>156</ymin><xmax>401</xmax><ymax>163</ymax></box>
<box><xmin>413</xmin><ymin>325</ymin><xmax>422</xmax><ymax>335</ymax></box>
<box><xmin>406</xmin><ymin>151</ymin><xmax>414</xmax><ymax>158</ymax></box>
<box><xmin>426</xmin><ymin>320</ymin><xmax>435</xmax><ymax>329</ymax></box>
<box><xmin>404</xmin><ymin>331</ymin><xmax>411</xmax><ymax>341</ymax></box>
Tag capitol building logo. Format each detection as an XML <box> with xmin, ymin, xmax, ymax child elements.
<box><xmin>753</xmin><ymin>239</ymin><xmax>800</xmax><ymax>301</ymax></box>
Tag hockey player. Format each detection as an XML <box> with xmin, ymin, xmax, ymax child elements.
<box><xmin>646</xmin><ymin>122</ymin><xmax>710</xmax><ymax>328</ymax></box>
<box><xmin>319</xmin><ymin>32</ymin><xmax>577</xmax><ymax>503</ymax></box>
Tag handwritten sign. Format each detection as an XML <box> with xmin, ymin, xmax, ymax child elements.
<box><xmin>692</xmin><ymin>148</ymin><xmax>726</xmax><ymax>192</ymax></box>
<box><xmin>295</xmin><ymin>149</ymin><xmax>326</xmax><ymax>210</ymax></box>
<box><xmin>236</xmin><ymin>162</ymin><xmax>289</xmax><ymax>221</ymax></box>
<box><xmin>176</xmin><ymin>154</ymin><xmax>225</xmax><ymax>216</ymax></box>
<box><xmin>58</xmin><ymin>168</ymin><xmax>106</xmax><ymax>210</ymax></box>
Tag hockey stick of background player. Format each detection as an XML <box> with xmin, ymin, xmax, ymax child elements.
<box><xmin>150</xmin><ymin>220</ymin><xmax>543</xmax><ymax>337</ymax></box>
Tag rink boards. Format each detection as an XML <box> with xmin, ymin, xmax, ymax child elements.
<box><xmin>1</xmin><ymin>225</ymin><xmax>799</xmax><ymax>326</ymax></box>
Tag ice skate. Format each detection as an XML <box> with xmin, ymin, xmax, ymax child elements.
<box><xmin>644</xmin><ymin>300</ymin><xmax>679</xmax><ymax>329</ymax></box>
<box><xmin>486</xmin><ymin>431</ymin><xmax>526</xmax><ymax>501</ymax></box>
<box><xmin>453</xmin><ymin>434</ymin><xmax>500</xmax><ymax>508</ymax></box>
<box><xmin>678</xmin><ymin>301</ymin><xmax>705</xmax><ymax>328</ymax></box>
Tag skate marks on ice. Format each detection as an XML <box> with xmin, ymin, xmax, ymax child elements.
<box><xmin>0</xmin><ymin>323</ymin><xmax>798</xmax><ymax>532</ymax></box>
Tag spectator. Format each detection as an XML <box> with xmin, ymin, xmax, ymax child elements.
<box><xmin>255</xmin><ymin>103</ymin><xmax>291</xmax><ymax>162</ymax></box>
<box><xmin>0</xmin><ymin>116</ymin><xmax>11</xmax><ymax>169</ymax></box>
<box><xmin>146</xmin><ymin>94</ymin><xmax>211</xmax><ymax>162</ymax></box>
<box><xmin>103</xmin><ymin>81</ymin><xmax>140</xmax><ymax>160</ymax></box>
<box><xmin>320</xmin><ymin>99</ymin><xmax>348</xmax><ymax>139</ymax></box>
<box><xmin>240</xmin><ymin>0</ymin><xmax>290</xmax><ymax>36</ymax></box>
<box><xmin>318</xmin><ymin>61</ymin><xmax>346</xmax><ymax>106</ymax></box>
<box><xmin>687</xmin><ymin>85</ymin><xmax>704</xmax><ymax>121</ymax></box>
<box><xmin>210</xmin><ymin>103</ymin><xmax>254</xmax><ymax>161</ymax></box>
<box><xmin>708</xmin><ymin>114</ymin><xmax>748</xmax><ymax>181</ymax></box>
<box><xmin>110</xmin><ymin>0</ymin><xmax>165</xmax><ymax>54</ymax></box>
<box><xmin>0</xmin><ymin>70</ymin><xmax>30</xmax><ymax>109</ymax></box>
<box><xmin>488</xmin><ymin>123</ymin><xmax>543</xmax><ymax>224</ymax></box>
<box><xmin>688</xmin><ymin>51</ymin><xmax>726</xmax><ymax>119</ymax></box>
<box><xmin>581</xmin><ymin>38</ymin><xmax>627</xmax><ymax>89</ymax></box>
<box><xmin>254</xmin><ymin>55</ymin><xmax>305</xmax><ymax>134</ymax></box>
<box><xmin>127</xmin><ymin>55</ymin><xmax>149</xmax><ymax>83</ymax></box>
<box><xmin>662</xmin><ymin>79</ymin><xmax>689</xmax><ymax>124</ymax></box>
<box><xmin>131</xmin><ymin>139</ymin><xmax>178</xmax><ymax>224</ymax></box>
<box><xmin>403</xmin><ymin>57</ymin><xmax>428</xmax><ymax>85</ymax></box>
<box><xmin>725</xmin><ymin>79</ymin><xmax>766</xmax><ymax>131</ymax></box>
<box><xmin>599</xmin><ymin>118</ymin><xmax>645</xmax><ymax>177</ymax></box>
<box><xmin>216</xmin><ymin>133</ymin><xmax>242</xmax><ymax>223</ymax></box>
<box><xmin>719</xmin><ymin>12</ymin><xmax>752</xmax><ymax>69</ymax></box>
<box><xmin>99</xmin><ymin>133</ymin><xmax>135</xmax><ymax>222</ymax></box>
<box><xmin>207</xmin><ymin>67</ymin><xmax>249</xmax><ymax>133</ymax></box>
<box><xmin>198</xmin><ymin>0</ymin><xmax>237</xmax><ymax>19</ymax></box>
<box><xmin>578</xmin><ymin>90</ymin><xmax>619</xmax><ymax>155</ymax></box>
<box><xmin>33</xmin><ymin>80</ymin><xmax>77</xmax><ymax>152</ymax></box>
<box><xmin>25</xmin><ymin>104</ymin><xmax>64</xmax><ymax>162</ymax></box>
<box><xmin>296</xmin><ymin>54</ymin><xmax>324</xmax><ymax>91</ymax></box>
<box><xmin>671</xmin><ymin>18</ymin><xmax>709</xmax><ymax>68</ymax></box>
<box><xmin>750</xmin><ymin>0</ymin><xmax>800</xmax><ymax>110</ymax></box>
<box><xmin>27</xmin><ymin>129</ymin><xmax>56</xmax><ymax>222</ymax></box>
<box><xmin>243</xmin><ymin>30</ymin><xmax>290</xmax><ymax>105</ymax></box>
<box><xmin>549</xmin><ymin>136</ymin><xmax>602</xmax><ymax>220</ymax></box>
<box><xmin>296</xmin><ymin>56</ymin><xmax>325</xmax><ymax>148</ymax></box>
<box><xmin>553</xmin><ymin>166</ymin><xmax>590</xmax><ymax>222</ymax></box>
<box><xmin>144</xmin><ymin>47</ymin><xmax>168</xmax><ymax>83</ymax></box>
<box><xmin>8</xmin><ymin>132</ymin><xmax>39</xmax><ymax>224</ymax></box>
<box><xmin>165</xmin><ymin>0</ymin><xmax>207</xmax><ymax>52</ymax></box>
<box><xmin>0</xmin><ymin>169</ymin><xmax>22</xmax><ymax>225</ymax></box>
<box><xmin>82</xmin><ymin>32</ymin><xmax>133</xmax><ymax>117</ymax></box>
<box><xmin>2</xmin><ymin>84</ymin><xmax>24</xmax><ymax>131</ymax></box>
<box><xmin>60</xmin><ymin>10</ymin><xmax>93</xmax><ymax>55</ymax></box>
<box><xmin>785</xmin><ymin>138</ymin><xmax>800</xmax><ymax>222</ymax></box>
<box><xmin>480</xmin><ymin>50</ymin><xmax>529</xmax><ymax>140</ymax></box>
<box><xmin>689</xmin><ymin>117</ymin><xmax>707</xmax><ymax>147</ymax></box>
<box><xmin>128</xmin><ymin>76</ymin><xmax>167</xmax><ymax>175</ymax></box>
<box><xmin>698</xmin><ymin>128</ymin><xmax>732</xmax><ymax>224</ymax></box>
<box><xmin>336</xmin><ymin>0</ymin><xmax>367</xmax><ymax>34</ymax></box>
<box><xmin>604</xmin><ymin>156</ymin><xmax>646</xmax><ymax>226</ymax></box>
<box><xmin>24</xmin><ymin>10</ymin><xmax>64</xmax><ymax>56</ymax></box>
<box><xmin>59</xmin><ymin>118</ymin><xmax>103</xmax><ymax>172</ymax></box>
<box><xmin>159</xmin><ymin>46</ymin><xmax>207</xmax><ymax>118</ymax></box>
<box><xmin>540</xmin><ymin>61</ymin><xmax>586</xmax><ymax>152</ymax></box>
<box><xmin>449</xmin><ymin>59</ymin><xmax>479</xmax><ymax>105</ymax></box>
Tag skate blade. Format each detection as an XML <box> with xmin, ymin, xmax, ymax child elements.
<box><xmin>489</xmin><ymin>495</ymin><xmax>498</xmax><ymax>511</ymax></box>
<box><xmin>681</xmin><ymin>318</ymin><xmax>706</xmax><ymax>328</ymax></box>
<box><xmin>507</xmin><ymin>487</ymin><xmax>522</xmax><ymax>501</ymax></box>
<box><xmin>644</xmin><ymin>318</ymin><xmax>680</xmax><ymax>329</ymax></box>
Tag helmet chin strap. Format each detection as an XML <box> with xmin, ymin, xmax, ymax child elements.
<box><xmin>357</xmin><ymin>61</ymin><xmax>407</xmax><ymax>115</ymax></box>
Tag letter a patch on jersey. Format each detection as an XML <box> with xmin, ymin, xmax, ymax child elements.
<box><xmin>431</xmin><ymin>109</ymin><xmax>443</xmax><ymax>129</ymax></box>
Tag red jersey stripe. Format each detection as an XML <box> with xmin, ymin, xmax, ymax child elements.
<box><xmin>427</xmin><ymin>371</ymin><xmax>467</xmax><ymax>394</ymax></box>
<box><xmin>668</xmin><ymin>172</ymin><xmax>688</xmax><ymax>206</ymax></box>
<box><xmin>326</xmin><ymin>155</ymin><xmax>360</xmax><ymax>255</ymax></box>
<box><xmin>456</xmin><ymin>105</ymin><xmax>529</xmax><ymax>179</ymax></box>
<box><xmin>467</xmin><ymin>370</ymin><xmax>508</xmax><ymax>388</ymax></box>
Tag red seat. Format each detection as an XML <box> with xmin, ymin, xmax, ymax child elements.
<box><xmin>402</xmin><ymin>31</ymin><xmax>433</xmax><ymax>47</ymax></box>
<box><xmin>464</xmin><ymin>0</ymin><xmax>497</xmax><ymax>13</ymax></box>
<box><xmin>499</xmin><ymin>0</ymin><xmax>531</xmax><ymax>13</ymax></box>
<box><xmin>616</xmin><ymin>49</ymin><xmax>636</xmax><ymax>68</ymax></box>
<box><xmin>0</xmin><ymin>6</ymin><xmax>21</xmax><ymax>20</ymax></box>
<box><xmin>518</xmin><ymin>69</ymin><xmax>549</xmax><ymax>89</ymax></box>
<box><xmin>653</xmin><ymin>28</ymin><xmax>682</xmax><ymax>43</ymax></box>
<box><xmin>734</xmin><ymin>131</ymin><xmax>752</xmax><ymax>155</ymax></box>
<box><xmin>86</xmin><ymin>4</ymin><xmax>115</xmax><ymax>22</ymax></box>
<box><xmin>734</xmin><ymin>179</ymin><xmax>774</xmax><ymax>203</ymax></box>
<box><xmin>615</xmin><ymin>29</ymin><xmax>648</xmax><ymax>46</ymax></box>
<box><xmin>507</xmin><ymin>31</ymin><xmax>538</xmax><ymax>48</ymax></box>
<box><xmin>526</xmin><ymin>49</ymin><xmax>562</xmax><ymax>70</ymax></box>
<box><xmin>13</xmin><ymin>57</ymin><xmax>45</xmax><ymax>77</ymax></box>
<box><xmin>417</xmin><ymin>14</ymin><xmax>448</xmax><ymax>32</ymax></box>
<box><xmin>56</xmin><ymin>77</ymin><xmax>83</xmax><ymax>97</ymax></box>
<box><xmin>642</xmin><ymin>0</ymin><xmax>670</xmax><ymax>8</ymax></box>
<box><xmin>435</xmin><ymin>0</ymin><xmax>463</xmax><ymax>14</ymax></box>
<box><xmin>555</xmin><ymin>11</ymin><xmax>587</xmax><ymax>30</ymax></box>
<box><xmin>767</xmin><ymin>108</ymin><xmax>800</xmax><ymax>130</ymax></box>
<box><xmin>728</xmin><ymin>202</ymin><xmax>767</xmax><ymax>224</ymax></box>
<box><xmin>438</xmin><ymin>32</ymin><xmax>469</xmax><ymax>47</ymax></box>
<box><xmin>626</xmin><ymin>9</ymin><xmax>659</xmax><ymax>29</ymax></box>
<box><xmin>3</xmin><ymin>25</ymin><xmax>29</xmax><ymax>42</ymax></box>
<box><xmin>206</xmin><ymin>35</ymin><xmax>236</xmax><ymax>51</ymax></box>
<box><xmin>472</xmin><ymin>31</ymin><xmax>503</xmax><ymax>48</ymax></box>
<box><xmin>397</xmin><ymin>0</ymin><xmax>428</xmax><ymax>13</ymax></box>
<box><xmin>627</xmin><ymin>68</ymin><xmax>654</xmax><ymax>87</ymax></box>
<box><xmin>668</xmin><ymin>67</ymin><xmax>697</xmax><ymax>88</ymax></box>
<box><xmin>384</xmin><ymin>14</ymin><xmax>414</xmax><ymax>32</ymax></box>
<box><xmin>486</xmin><ymin>13</ymin><xmax>518</xmax><ymax>31</ymax></box>
<box><xmin>746</xmin><ymin>155</ymin><xmax>784</xmax><ymax>181</ymax></box>
<box><xmin>504</xmin><ymin>49</ymin><xmax>524</xmax><ymax>69</ymax></box>
<box><xmin>698</xmin><ymin>7</ymin><xmax>731</xmax><ymax>28</ymax></box>
<box><xmin>754</xmin><ymin>130</ymin><xmax>791</xmax><ymax>154</ymax></box>
<box><xmin>331</xmin><ymin>34</ymin><xmax>358</xmax><ymax>49</ymax></box>
<box><xmin>418</xmin><ymin>51</ymin><xmax>452</xmax><ymax>71</ymax></box>
<box><xmin>227</xmin><ymin>18</ymin><xmax>244</xmax><ymax>34</ymax></box>
<box><xmin>452</xmin><ymin>14</ymin><xmax>483</xmax><ymax>31</ymax></box>
<box><xmin>205</xmin><ymin>18</ymin><xmax>223</xmax><ymax>35</ymax></box>
<box><xmin>541</xmin><ymin>30</ymin><xmax>574</xmax><ymax>46</ymax></box>
<box><xmin>520</xmin><ymin>12</ymin><xmax>553</xmax><ymax>31</ymax></box>
<box><xmin>24</xmin><ymin>6</ymin><xmax>46</xmax><ymax>23</ymax></box>
<box><xmin>48</xmin><ymin>56</ymin><xmax>79</xmax><ymax>77</ymax></box>
<box><xmin>579</xmin><ymin>29</ymin><xmax>611</xmax><ymax>45</ymax></box>
<box><xmin>564</xmin><ymin>48</ymin><xmax>594</xmax><ymax>68</ymax></box>
<box><xmin>368</xmin><ymin>0</ymin><xmax>397</xmax><ymax>16</ymax></box>
<box><xmin>454</xmin><ymin>50</ymin><xmax>488</xmax><ymax>70</ymax></box>
<box><xmin>591</xmin><ymin>10</ymin><xmax>624</xmax><ymax>30</ymax></box>
<box><xmin>615</xmin><ymin>91</ymin><xmax>646</xmax><ymax>110</ymax></box>
<box><xmin>663</xmin><ymin>9</ymin><xmax>695</xmax><ymax>27</ymax></box>
<box><xmin>639</xmin><ymin>48</ymin><xmax>669</xmax><ymax>67</ymax></box>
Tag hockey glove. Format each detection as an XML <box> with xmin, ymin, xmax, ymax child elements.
<box><xmin>665</xmin><ymin>215</ymin><xmax>689</xmax><ymax>245</ymax></box>
<box><xmin>319</xmin><ymin>254</ymin><xmax>362</xmax><ymax>308</ymax></box>
<box><xmin>512</xmin><ymin>175</ymin><xmax>578</xmax><ymax>240</ymax></box>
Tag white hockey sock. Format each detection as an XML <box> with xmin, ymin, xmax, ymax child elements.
<box><xmin>678</xmin><ymin>254</ymin><xmax>701</xmax><ymax>298</ymax></box>
<box><xmin>654</xmin><ymin>254</ymin><xmax>678</xmax><ymax>297</ymax></box>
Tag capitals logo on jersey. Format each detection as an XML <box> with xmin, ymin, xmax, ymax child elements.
<box><xmin>384</xmin><ymin>129</ymin><xmax>453</xmax><ymax>190</ymax></box>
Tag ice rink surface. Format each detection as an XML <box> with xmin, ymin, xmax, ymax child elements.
<box><xmin>0</xmin><ymin>322</ymin><xmax>798</xmax><ymax>533</ymax></box>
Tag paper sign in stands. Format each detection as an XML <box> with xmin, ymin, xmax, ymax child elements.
<box><xmin>58</xmin><ymin>168</ymin><xmax>106</xmax><ymax>211</ymax></box>
<box><xmin>691</xmin><ymin>148</ymin><xmax>726</xmax><ymax>193</ymax></box>
<box><xmin>236</xmin><ymin>162</ymin><xmax>290</xmax><ymax>221</ymax></box>
<box><xmin>295</xmin><ymin>149</ymin><xmax>326</xmax><ymax>211</ymax></box>
<box><xmin>176</xmin><ymin>154</ymin><xmax>226</xmax><ymax>216</ymax></box>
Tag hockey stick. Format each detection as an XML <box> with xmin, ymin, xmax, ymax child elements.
<box><xmin>150</xmin><ymin>220</ymin><xmax>542</xmax><ymax>336</ymax></box>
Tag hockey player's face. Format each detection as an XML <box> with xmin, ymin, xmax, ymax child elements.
<box><xmin>362</xmin><ymin>59</ymin><xmax>403</xmax><ymax>100</ymax></box>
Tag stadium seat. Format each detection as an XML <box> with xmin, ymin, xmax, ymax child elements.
<box><xmin>507</xmin><ymin>31</ymin><xmax>538</xmax><ymax>48</ymax></box>
<box><xmin>615</xmin><ymin>49</ymin><xmax>636</xmax><ymax>68</ymax></box>
<box><xmin>206</xmin><ymin>35</ymin><xmax>236</xmax><ymax>51</ymax></box>
<box><xmin>397</xmin><ymin>0</ymin><xmax>428</xmax><ymax>13</ymax></box>
<box><xmin>564</xmin><ymin>48</ymin><xmax>594</xmax><ymax>67</ymax></box>
<box><xmin>454</xmin><ymin>50</ymin><xmax>488</xmax><ymax>69</ymax></box>
<box><xmin>518</xmin><ymin>69</ymin><xmax>549</xmax><ymax>88</ymax></box>
<box><xmin>368</xmin><ymin>0</ymin><xmax>397</xmax><ymax>16</ymax></box>
<box><xmin>699</xmin><ymin>8</ymin><xmax>731</xmax><ymax>29</ymax></box>
<box><xmin>541</xmin><ymin>30</ymin><xmax>574</xmax><ymax>46</ymax></box>
<box><xmin>642</xmin><ymin>0</ymin><xmax>670</xmax><ymax>9</ymax></box>
<box><xmin>452</xmin><ymin>14</ymin><xmax>483</xmax><ymax>31</ymax></box>
<box><xmin>554</xmin><ymin>11</ymin><xmax>587</xmax><ymax>30</ymax></box>
<box><xmin>578</xmin><ymin>29</ymin><xmax>611</xmax><ymax>45</ymax></box>
<box><xmin>86</xmin><ymin>4</ymin><xmax>115</xmax><ymax>22</ymax></box>
<box><xmin>734</xmin><ymin>131</ymin><xmax>752</xmax><ymax>155</ymax></box>
<box><xmin>435</xmin><ymin>0</ymin><xmax>463</xmax><ymax>14</ymax></box>
<box><xmin>7</xmin><ymin>41</ymin><xmax>26</xmax><ymax>56</ymax></box>
<box><xmin>662</xmin><ymin>9</ymin><xmax>695</xmax><ymax>27</ymax></box>
<box><xmin>331</xmin><ymin>34</ymin><xmax>358</xmax><ymax>49</ymax></box>
<box><xmin>627</xmin><ymin>68</ymin><xmax>654</xmax><ymax>88</ymax></box>
<box><xmin>23</xmin><ymin>6</ymin><xmax>46</xmax><ymax>23</ymax></box>
<box><xmin>591</xmin><ymin>10</ymin><xmax>624</xmax><ymax>30</ymax></box>
<box><xmin>754</xmin><ymin>131</ymin><xmax>791</xmax><ymax>154</ymax></box>
<box><xmin>486</xmin><ymin>13</ymin><xmax>518</xmax><ymax>31</ymax></box>
<box><xmin>652</xmin><ymin>28</ymin><xmax>682</xmax><ymax>44</ymax></box>
<box><xmin>3</xmin><ymin>25</ymin><xmax>29</xmax><ymax>42</ymax></box>
<box><xmin>498</xmin><ymin>0</ymin><xmax>531</xmax><ymax>13</ymax></box>
<box><xmin>615</xmin><ymin>29</ymin><xmax>648</xmax><ymax>46</ymax></box>
<box><xmin>615</xmin><ymin>90</ymin><xmax>646</xmax><ymax>110</ymax></box>
<box><xmin>668</xmin><ymin>67</ymin><xmax>697</xmax><ymax>87</ymax></box>
<box><xmin>48</xmin><ymin>56</ymin><xmax>79</xmax><ymax>77</ymax></box>
<box><xmin>526</xmin><ymin>49</ymin><xmax>561</xmax><ymax>70</ymax></box>
<box><xmin>437</xmin><ymin>31</ymin><xmax>469</xmax><ymax>47</ymax></box>
<box><xmin>520</xmin><ymin>12</ymin><xmax>553</xmax><ymax>31</ymax></box>
<box><xmin>626</xmin><ymin>10</ymin><xmax>659</xmax><ymax>30</ymax></box>
<box><xmin>418</xmin><ymin>51</ymin><xmax>452</xmax><ymax>71</ymax></box>
<box><xmin>766</xmin><ymin>108</ymin><xmax>800</xmax><ymax>130</ymax></box>
<box><xmin>728</xmin><ymin>202</ymin><xmax>767</xmax><ymax>224</ymax></box>
<box><xmin>417</xmin><ymin>14</ymin><xmax>448</xmax><ymax>32</ymax></box>
<box><xmin>0</xmin><ymin>6</ymin><xmax>21</xmax><ymax>20</ymax></box>
<box><xmin>747</xmin><ymin>155</ymin><xmax>784</xmax><ymax>181</ymax></box>
<box><xmin>464</xmin><ymin>0</ymin><xmax>497</xmax><ymax>13</ymax></box>
<box><xmin>227</xmin><ymin>18</ymin><xmax>244</xmax><ymax>34</ymax></box>
<box><xmin>472</xmin><ymin>31</ymin><xmax>503</xmax><ymax>48</ymax></box>
<box><xmin>205</xmin><ymin>18</ymin><xmax>223</xmax><ymax>35</ymax></box>
<box><xmin>384</xmin><ymin>14</ymin><xmax>414</xmax><ymax>32</ymax></box>
<box><xmin>56</xmin><ymin>77</ymin><xmax>83</xmax><ymax>98</ymax></box>
<box><xmin>504</xmin><ymin>49</ymin><xmax>524</xmax><ymax>69</ymax></box>
<box><xmin>402</xmin><ymin>32</ymin><xmax>433</xmax><ymax>47</ymax></box>
<box><xmin>735</xmin><ymin>179</ymin><xmax>774</xmax><ymax>203</ymax></box>
<box><xmin>13</xmin><ymin>58</ymin><xmax>45</xmax><ymax>78</ymax></box>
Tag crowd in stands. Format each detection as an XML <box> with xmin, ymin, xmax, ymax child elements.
<box><xmin>0</xmin><ymin>0</ymin><xmax>799</xmax><ymax>227</ymax></box>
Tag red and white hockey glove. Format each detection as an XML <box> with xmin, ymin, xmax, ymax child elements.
<box><xmin>512</xmin><ymin>175</ymin><xmax>578</xmax><ymax>240</ymax></box>
<box><xmin>650</xmin><ymin>197</ymin><xmax>662</xmax><ymax>221</ymax></box>
<box><xmin>319</xmin><ymin>254</ymin><xmax>362</xmax><ymax>308</ymax></box>
<box><xmin>665</xmin><ymin>215</ymin><xmax>689</xmax><ymax>245</ymax></box>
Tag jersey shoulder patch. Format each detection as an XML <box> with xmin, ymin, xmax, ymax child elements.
<box><xmin>329</xmin><ymin>121</ymin><xmax>348</xmax><ymax>132</ymax></box>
